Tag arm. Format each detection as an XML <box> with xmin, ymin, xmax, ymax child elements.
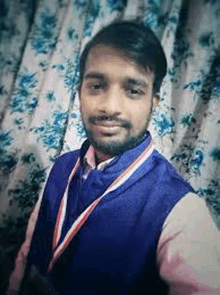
<box><xmin>7</xmin><ymin>151</ymin><xmax>78</xmax><ymax>295</ymax></box>
<box><xmin>6</xmin><ymin>187</ymin><xmax>45</xmax><ymax>295</ymax></box>
<box><xmin>157</xmin><ymin>192</ymin><xmax>220</xmax><ymax>295</ymax></box>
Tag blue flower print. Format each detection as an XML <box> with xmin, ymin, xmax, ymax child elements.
<box><xmin>14</xmin><ymin>118</ymin><xmax>24</xmax><ymax>128</ymax></box>
<box><xmin>143</xmin><ymin>0</ymin><xmax>160</xmax><ymax>30</ymax></box>
<box><xmin>53</xmin><ymin>54</ymin><xmax>80</xmax><ymax>92</ymax></box>
<box><xmin>171</xmin><ymin>145</ymin><xmax>205</xmax><ymax>176</ymax></box>
<box><xmin>67</xmin><ymin>27</ymin><xmax>79</xmax><ymax>41</ymax></box>
<box><xmin>213</xmin><ymin>77</ymin><xmax>220</xmax><ymax>96</ymax></box>
<box><xmin>0</xmin><ymin>131</ymin><xmax>12</xmax><ymax>148</ymax></box>
<box><xmin>190</xmin><ymin>149</ymin><xmax>204</xmax><ymax>174</ymax></box>
<box><xmin>198</xmin><ymin>179</ymin><xmax>220</xmax><ymax>216</ymax></box>
<box><xmin>21</xmin><ymin>153</ymin><xmax>36</xmax><ymax>165</ymax></box>
<box><xmin>30</xmin><ymin>10</ymin><xmax>57</xmax><ymax>54</ymax></box>
<box><xmin>0</xmin><ymin>131</ymin><xmax>18</xmax><ymax>173</ymax></box>
<box><xmin>184</xmin><ymin>79</ymin><xmax>202</xmax><ymax>91</ymax></box>
<box><xmin>70</xmin><ymin>112</ymin><xmax>78</xmax><ymax>119</ymax></box>
<box><xmin>83</xmin><ymin>0</ymin><xmax>100</xmax><ymax>37</ymax></box>
<box><xmin>180</xmin><ymin>113</ymin><xmax>196</xmax><ymax>127</ymax></box>
<box><xmin>153</xmin><ymin>111</ymin><xmax>175</xmax><ymax>137</ymax></box>
<box><xmin>9</xmin><ymin>72</ymin><xmax>37</xmax><ymax>113</ymax></box>
<box><xmin>88</xmin><ymin>0</ymin><xmax>100</xmax><ymax>19</ymax></box>
<box><xmin>8</xmin><ymin>165</ymin><xmax>46</xmax><ymax>209</ymax></box>
<box><xmin>199</xmin><ymin>32</ymin><xmax>214</xmax><ymax>47</ymax></box>
<box><xmin>9</xmin><ymin>94</ymin><xmax>38</xmax><ymax>114</ymax></box>
<box><xmin>18</xmin><ymin>73</ymin><xmax>37</xmax><ymax>89</ymax></box>
<box><xmin>32</xmin><ymin>111</ymin><xmax>68</xmax><ymax>150</ymax></box>
<box><xmin>73</xmin><ymin>0</ymin><xmax>87</xmax><ymax>10</ymax></box>
<box><xmin>46</xmin><ymin>91</ymin><xmax>55</xmax><ymax>102</ymax></box>
<box><xmin>209</xmin><ymin>147</ymin><xmax>220</xmax><ymax>163</ymax></box>
<box><xmin>107</xmin><ymin>0</ymin><xmax>127</xmax><ymax>12</ymax></box>
<box><xmin>76</xmin><ymin>121</ymin><xmax>86</xmax><ymax>138</ymax></box>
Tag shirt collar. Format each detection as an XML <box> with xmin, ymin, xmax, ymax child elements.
<box><xmin>82</xmin><ymin>132</ymin><xmax>151</xmax><ymax>177</ymax></box>
<box><xmin>83</xmin><ymin>145</ymin><xmax>115</xmax><ymax>173</ymax></box>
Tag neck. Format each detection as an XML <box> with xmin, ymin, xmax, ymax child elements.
<box><xmin>94</xmin><ymin>149</ymin><xmax>113</xmax><ymax>165</ymax></box>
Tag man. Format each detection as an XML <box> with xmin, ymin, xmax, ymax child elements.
<box><xmin>14</xmin><ymin>21</ymin><xmax>220</xmax><ymax>294</ymax></box>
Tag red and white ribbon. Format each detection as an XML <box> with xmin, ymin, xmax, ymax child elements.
<box><xmin>48</xmin><ymin>141</ymin><xmax>155</xmax><ymax>272</ymax></box>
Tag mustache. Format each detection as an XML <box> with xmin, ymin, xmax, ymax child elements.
<box><xmin>88</xmin><ymin>115</ymin><xmax>132</xmax><ymax>129</ymax></box>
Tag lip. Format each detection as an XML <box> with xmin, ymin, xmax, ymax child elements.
<box><xmin>93</xmin><ymin>121</ymin><xmax>122</xmax><ymax>128</ymax></box>
<box><xmin>92</xmin><ymin>121</ymin><xmax>122</xmax><ymax>134</ymax></box>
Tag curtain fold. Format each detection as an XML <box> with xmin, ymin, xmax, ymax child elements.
<box><xmin>0</xmin><ymin>0</ymin><xmax>219</xmax><ymax>266</ymax></box>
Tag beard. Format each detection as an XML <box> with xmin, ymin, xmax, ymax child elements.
<box><xmin>82</xmin><ymin>115</ymin><xmax>149</xmax><ymax>157</ymax></box>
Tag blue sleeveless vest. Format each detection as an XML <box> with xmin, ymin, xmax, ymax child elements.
<box><xmin>26</xmin><ymin>133</ymin><xmax>193</xmax><ymax>294</ymax></box>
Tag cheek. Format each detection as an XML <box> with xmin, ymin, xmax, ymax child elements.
<box><xmin>129</xmin><ymin>104</ymin><xmax>151</xmax><ymax>126</ymax></box>
<box><xmin>79</xmin><ymin>99</ymin><xmax>89</xmax><ymax>122</ymax></box>
<box><xmin>80</xmin><ymin>95</ymin><xmax>100</xmax><ymax>113</ymax></box>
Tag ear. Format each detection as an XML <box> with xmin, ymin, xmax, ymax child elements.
<box><xmin>152</xmin><ymin>93</ymin><xmax>160</xmax><ymax>106</ymax></box>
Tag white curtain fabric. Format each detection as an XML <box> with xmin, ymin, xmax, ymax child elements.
<box><xmin>0</xmin><ymin>0</ymin><xmax>219</xmax><ymax>257</ymax></box>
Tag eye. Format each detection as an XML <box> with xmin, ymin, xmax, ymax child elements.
<box><xmin>91</xmin><ymin>84</ymin><xmax>102</xmax><ymax>90</ymax></box>
<box><xmin>125</xmin><ymin>86</ymin><xmax>145</xmax><ymax>98</ymax></box>
<box><xmin>86</xmin><ymin>82</ymin><xmax>104</xmax><ymax>93</ymax></box>
<box><xmin>129</xmin><ymin>89</ymin><xmax>140</xmax><ymax>94</ymax></box>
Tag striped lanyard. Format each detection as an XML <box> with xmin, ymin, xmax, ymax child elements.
<box><xmin>48</xmin><ymin>140</ymin><xmax>155</xmax><ymax>272</ymax></box>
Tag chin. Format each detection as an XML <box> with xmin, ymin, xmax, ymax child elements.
<box><xmin>89</xmin><ymin>133</ymin><xmax>146</xmax><ymax>156</ymax></box>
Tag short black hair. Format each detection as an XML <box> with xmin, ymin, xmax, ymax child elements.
<box><xmin>79</xmin><ymin>20</ymin><xmax>167</xmax><ymax>93</ymax></box>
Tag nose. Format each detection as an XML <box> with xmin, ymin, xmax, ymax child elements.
<box><xmin>98</xmin><ymin>86</ymin><xmax>123</xmax><ymax>116</ymax></box>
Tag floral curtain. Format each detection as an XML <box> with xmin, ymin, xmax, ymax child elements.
<box><xmin>0</xmin><ymin>0</ymin><xmax>219</xmax><ymax>290</ymax></box>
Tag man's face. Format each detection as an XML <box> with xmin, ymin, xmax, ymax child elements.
<box><xmin>79</xmin><ymin>45</ymin><xmax>158</xmax><ymax>157</ymax></box>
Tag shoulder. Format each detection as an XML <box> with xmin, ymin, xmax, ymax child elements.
<box><xmin>46</xmin><ymin>149</ymin><xmax>80</xmax><ymax>184</ymax></box>
<box><xmin>150</xmin><ymin>149</ymin><xmax>194</xmax><ymax>191</ymax></box>
<box><xmin>151</xmin><ymin>149</ymin><xmax>181</xmax><ymax>174</ymax></box>
<box><xmin>161</xmin><ymin>192</ymin><xmax>212</xmax><ymax>231</ymax></box>
<box><xmin>157</xmin><ymin>192</ymin><xmax>220</xmax><ymax>292</ymax></box>
<box><xmin>54</xmin><ymin>149</ymin><xmax>80</xmax><ymax>168</ymax></box>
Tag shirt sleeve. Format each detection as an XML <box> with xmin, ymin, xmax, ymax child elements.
<box><xmin>157</xmin><ymin>192</ymin><xmax>220</xmax><ymax>295</ymax></box>
<box><xmin>6</xmin><ymin>189</ymin><xmax>44</xmax><ymax>295</ymax></box>
<box><xmin>6</xmin><ymin>163</ymin><xmax>54</xmax><ymax>295</ymax></box>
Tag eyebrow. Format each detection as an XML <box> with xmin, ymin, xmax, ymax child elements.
<box><xmin>83</xmin><ymin>72</ymin><xmax>149</xmax><ymax>88</ymax></box>
<box><xmin>83</xmin><ymin>72</ymin><xmax>105</xmax><ymax>80</ymax></box>
<box><xmin>124</xmin><ymin>78</ymin><xmax>149</xmax><ymax>89</ymax></box>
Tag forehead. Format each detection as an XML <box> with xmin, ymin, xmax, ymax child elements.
<box><xmin>83</xmin><ymin>44</ymin><xmax>154</xmax><ymax>83</ymax></box>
